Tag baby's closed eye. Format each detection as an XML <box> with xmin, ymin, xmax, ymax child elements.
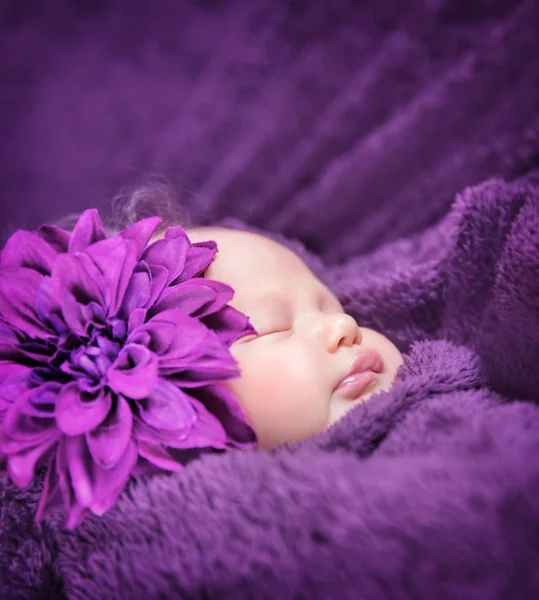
<box><xmin>261</xmin><ymin>328</ymin><xmax>292</xmax><ymax>338</ymax></box>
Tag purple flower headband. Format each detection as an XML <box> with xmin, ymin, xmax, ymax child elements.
<box><xmin>0</xmin><ymin>210</ymin><xmax>257</xmax><ymax>529</ymax></box>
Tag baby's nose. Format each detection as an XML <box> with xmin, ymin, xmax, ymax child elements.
<box><xmin>326</xmin><ymin>313</ymin><xmax>362</xmax><ymax>352</ymax></box>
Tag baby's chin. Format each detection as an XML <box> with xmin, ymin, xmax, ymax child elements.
<box><xmin>327</xmin><ymin>327</ymin><xmax>404</xmax><ymax>427</ymax></box>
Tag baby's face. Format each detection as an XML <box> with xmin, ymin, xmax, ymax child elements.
<box><xmin>187</xmin><ymin>227</ymin><xmax>403</xmax><ymax>450</ymax></box>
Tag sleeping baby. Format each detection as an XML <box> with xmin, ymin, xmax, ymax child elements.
<box><xmin>178</xmin><ymin>226</ymin><xmax>403</xmax><ymax>450</ymax></box>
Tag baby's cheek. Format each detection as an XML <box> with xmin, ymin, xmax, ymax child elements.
<box><xmin>227</xmin><ymin>343</ymin><xmax>329</xmax><ymax>448</ymax></box>
<box><xmin>233</xmin><ymin>353</ymin><xmax>291</xmax><ymax>420</ymax></box>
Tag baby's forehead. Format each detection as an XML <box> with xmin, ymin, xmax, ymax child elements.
<box><xmin>151</xmin><ymin>222</ymin><xmax>329</xmax><ymax>285</ymax></box>
<box><xmin>187</xmin><ymin>226</ymin><xmax>328</xmax><ymax>302</ymax></box>
<box><xmin>188</xmin><ymin>227</ymin><xmax>304</xmax><ymax>269</ymax></box>
<box><xmin>188</xmin><ymin>226</ymin><xmax>278</xmax><ymax>247</ymax></box>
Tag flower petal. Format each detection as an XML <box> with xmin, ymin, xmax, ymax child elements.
<box><xmin>158</xmin><ymin>329</ymin><xmax>239</xmax><ymax>384</ymax></box>
<box><xmin>85</xmin><ymin>236</ymin><xmax>139</xmax><ymax>317</ymax></box>
<box><xmin>121</xmin><ymin>262</ymin><xmax>170</xmax><ymax>317</ymax></box>
<box><xmin>94</xmin><ymin>334</ymin><xmax>122</xmax><ymax>362</ymax></box>
<box><xmin>36</xmin><ymin>224</ymin><xmax>71</xmax><ymax>254</ymax></box>
<box><xmin>120</xmin><ymin>263</ymin><xmax>152</xmax><ymax>316</ymax></box>
<box><xmin>163</xmin><ymin>225</ymin><xmax>190</xmax><ymax>243</ymax></box>
<box><xmin>119</xmin><ymin>216</ymin><xmax>162</xmax><ymax>259</ymax></box>
<box><xmin>61</xmin><ymin>292</ymin><xmax>88</xmax><ymax>337</ymax></box>
<box><xmin>0</xmin><ymin>324</ymin><xmax>19</xmax><ymax>355</ymax></box>
<box><xmin>55</xmin><ymin>383</ymin><xmax>112</xmax><ymax>436</ymax></box>
<box><xmin>52</xmin><ymin>252</ymin><xmax>106</xmax><ymax>324</ymax></box>
<box><xmin>0</xmin><ymin>268</ymin><xmax>53</xmax><ymax>339</ymax></box>
<box><xmin>7</xmin><ymin>432</ymin><xmax>59</xmax><ymax>488</ymax></box>
<box><xmin>60</xmin><ymin>436</ymin><xmax>138</xmax><ymax>523</ymax></box>
<box><xmin>191</xmin><ymin>384</ymin><xmax>257</xmax><ymax>449</ymax></box>
<box><xmin>145</xmin><ymin>264</ymin><xmax>169</xmax><ymax>308</ymax></box>
<box><xmin>89</xmin><ymin>439</ymin><xmax>137</xmax><ymax>518</ymax></box>
<box><xmin>161</xmin><ymin>360</ymin><xmax>239</xmax><ymax>385</ymax></box>
<box><xmin>9</xmin><ymin>341</ymin><xmax>52</xmax><ymax>367</ymax></box>
<box><xmin>24</xmin><ymin>381</ymin><xmax>59</xmax><ymax>418</ymax></box>
<box><xmin>136</xmin><ymin>440</ymin><xmax>184</xmax><ymax>472</ymax></box>
<box><xmin>129</xmin><ymin>309</ymin><xmax>208</xmax><ymax>359</ymax></box>
<box><xmin>202</xmin><ymin>305</ymin><xmax>257</xmax><ymax>346</ymax></box>
<box><xmin>0</xmin><ymin>370</ymin><xmax>32</xmax><ymax>423</ymax></box>
<box><xmin>150</xmin><ymin>279</ymin><xmax>234</xmax><ymax>318</ymax></box>
<box><xmin>128</xmin><ymin>319</ymin><xmax>175</xmax><ymax>356</ymax></box>
<box><xmin>2</xmin><ymin>387</ymin><xmax>57</xmax><ymax>449</ymax></box>
<box><xmin>36</xmin><ymin>276</ymin><xmax>65</xmax><ymax>334</ymax></box>
<box><xmin>164</xmin><ymin>386</ymin><xmax>256</xmax><ymax>452</ymax></box>
<box><xmin>107</xmin><ymin>344</ymin><xmax>158</xmax><ymax>400</ymax></box>
<box><xmin>68</xmin><ymin>209</ymin><xmax>107</xmax><ymax>253</ymax></box>
<box><xmin>109</xmin><ymin>318</ymin><xmax>127</xmax><ymax>341</ymax></box>
<box><xmin>35</xmin><ymin>456</ymin><xmax>64</xmax><ymax>523</ymax></box>
<box><xmin>164</xmin><ymin>395</ymin><xmax>227</xmax><ymax>450</ymax></box>
<box><xmin>127</xmin><ymin>307</ymin><xmax>147</xmax><ymax>334</ymax></box>
<box><xmin>65</xmin><ymin>434</ymin><xmax>94</xmax><ymax>508</ymax></box>
<box><xmin>0</xmin><ymin>230</ymin><xmax>58</xmax><ymax>275</ymax></box>
<box><xmin>80</xmin><ymin>301</ymin><xmax>107</xmax><ymax>332</ymax></box>
<box><xmin>86</xmin><ymin>395</ymin><xmax>133</xmax><ymax>469</ymax></box>
<box><xmin>172</xmin><ymin>239</ymin><xmax>217</xmax><ymax>283</ymax></box>
<box><xmin>55</xmin><ymin>437</ymin><xmax>88</xmax><ymax>529</ymax></box>
<box><xmin>0</xmin><ymin>361</ymin><xmax>29</xmax><ymax>388</ymax></box>
<box><xmin>60</xmin><ymin>252</ymin><xmax>106</xmax><ymax>300</ymax></box>
<box><xmin>136</xmin><ymin>378</ymin><xmax>197</xmax><ymax>432</ymax></box>
<box><xmin>141</xmin><ymin>235</ymin><xmax>189</xmax><ymax>286</ymax></box>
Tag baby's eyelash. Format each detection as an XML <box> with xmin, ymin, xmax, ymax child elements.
<box><xmin>261</xmin><ymin>327</ymin><xmax>292</xmax><ymax>338</ymax></box>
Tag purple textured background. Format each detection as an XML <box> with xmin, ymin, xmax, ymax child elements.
<box><xmin>1</xmin><ymin>0</ymin><xmax>538</xmax><ymax>263</ymax></box>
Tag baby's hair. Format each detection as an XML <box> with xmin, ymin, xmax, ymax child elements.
<box><xmin>51</xmin><ymin>178</ymin><xmax>193</xmax><ymax>237</ymax></box>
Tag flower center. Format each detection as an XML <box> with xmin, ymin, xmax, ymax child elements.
<box><xmin>46</xmin><ymin>312</ymin><xmax>126</xmax><ymax>393</ymax></box>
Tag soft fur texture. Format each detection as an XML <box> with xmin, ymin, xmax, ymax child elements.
<box><xmin>1</xmin><ymin>174</ymin><xmax>539</xmax><ymax>599</ymax></box>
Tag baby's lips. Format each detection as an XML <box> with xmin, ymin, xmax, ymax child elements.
<box><xmin>334</xmin><ymin>370</ymin><xmax>378</xmax><ymax>400</ymax></box>
<box><xmin>334</xmin><ymin>349</ymin><xmax>384</xmax><ymax>392</ymax></box>
<box><xmin>351</xmin><ymin>349</ymin><xmax>384</xmax><ymax>375</ymax></box>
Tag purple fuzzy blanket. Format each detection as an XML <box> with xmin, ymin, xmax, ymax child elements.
<box><xmin>1</xmin><ymin>174</ymin><xmax>538</xmax><ymax>599</ymax></box>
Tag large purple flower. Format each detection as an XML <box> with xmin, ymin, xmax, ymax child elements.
<box><xmin>0</xmin><ymin>210</ymin><xmax>257</xmax><ymax>528</ymax></box>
